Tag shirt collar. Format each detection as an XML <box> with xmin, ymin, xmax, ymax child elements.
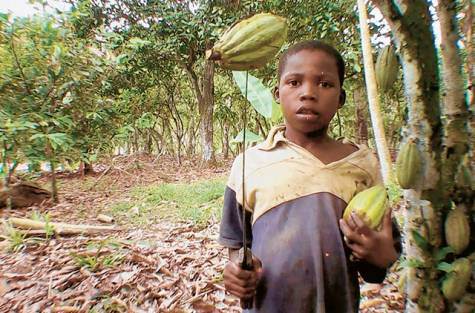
<box><xmin>258</xmin><ymin>124</ymin><xmax>288</xmax><ymax>151</ymax></box>
<box><xmin>259</xmin><ymin>125</ymin><xmax>364</xmax><ymax>154</ymax></box>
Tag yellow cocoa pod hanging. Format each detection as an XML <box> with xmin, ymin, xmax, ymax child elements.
<box><xmin>441</xmin><ymin>258</ymin><xmax>472</xmax><ymax>302</ymax></box>
<box><xmin>206</xmin><ymin>13</ymin><xmax>288</xmax><ymax>70</ymax></box>
<box><xmin>375</xmin><ymin>45</ymin><xmax>399</xmax><ymax>93</ymax></box>
<box><xmin>343</xmin><ymin>185</ymin><xmax>388</xmax><ymax>230</ymax></box>
<box><xmin>445</xmin><ymin>207</ymin><xmax>470</xmax><ymax>255</ymax></box>
<box><xmin>396</xmin><ymin>139</ymin><xmax>422</xmax><ymax>189</ymax></box>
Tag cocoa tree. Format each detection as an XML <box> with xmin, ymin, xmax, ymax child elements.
<box><xmin>371</xmin><ymin>0</ymin><xmax>474</xmax><ymax>312</ymax></box>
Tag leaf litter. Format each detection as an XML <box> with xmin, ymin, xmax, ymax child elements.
<box><xmin>0</xmin><ymin>155</ymin><xmax>404</xmax><ymax>312</ymax></box>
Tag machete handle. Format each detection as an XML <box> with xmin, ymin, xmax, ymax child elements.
<box><xmin>238</xmin><ymin>247</ymin><xmax>254</xmax><ymax>309</ymax></box>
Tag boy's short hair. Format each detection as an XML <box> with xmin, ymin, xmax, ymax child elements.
<box><xmin>278</xmin><ymin>40</ymin><xmax>345</xmax><ymax>86</ymax></box>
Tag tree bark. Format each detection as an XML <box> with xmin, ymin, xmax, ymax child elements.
<box><xmin>200</xmin><ymin>60</ymin><xmax>216</xmax><ymax>165</ymax></box>
<box><xmin>463</xmin><ymin>0</ymin><xmax>473</xmax><ymax>108</ymax></box>
<box><xmin>353</xmin><ymin>85</ymin><xmax>368</xmax><ymax>145</ymax></box>
<box><xmin>185</xmin><ymin>60</ymin><xmax>216</xmax><ymax>165</ymax></box>
<box><xmin>46</xmin><ymin>142</ymin><xmax>58</xmax><ymax>204</ymax></box>
<box><xmin>370</xmin><ymin>1</ymin><xmax>453</xmax><ymax>312</ymax></box>
<box><xmin>357</xmin><ymin>0</ymin><xmax>394</xmax><ymax>184</ymax></box>
<box><xmin>437</xmin><ymin>0</ymin><xmax>471</xmax><ymax>197</ymax></box>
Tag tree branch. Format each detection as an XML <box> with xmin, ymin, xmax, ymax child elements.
<box><xmin>10</xmin><ymin>34</ymin><xmax>33</xmax><ymax>96</ymax></box>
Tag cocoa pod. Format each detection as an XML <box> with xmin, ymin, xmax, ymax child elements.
<box><xmin>441</xmin><ymin>258</ymin><xmax>472</xmax><ymax>302</ymax></box>
<box><xmin>445</xmin><ymin>207</ymin><xmax>470</xmax><ymax>255</ymax></box>
<box><xmin>396</xmin><ymin>139</ymin><xmax>422</xmax><ymax>189</ymax></box>
<box><xmin>206</xmin><ymin>13</ymin><xmax>288</xmax><ymax>70</ymax></box>
<box><xmin>343</xmin><ymin>185</ymin><xmax>388</xmax><ymax>230</ymax></box>
<box><xmin>375</xmin><ymin>45</ymin><xmax>399</xmax><ymax>93</ymax></box>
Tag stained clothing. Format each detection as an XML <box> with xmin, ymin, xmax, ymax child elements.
<box><xmin>218</xmin><ymin>125</ymin><xmax>400</xmax><ymax>313</ymax></box>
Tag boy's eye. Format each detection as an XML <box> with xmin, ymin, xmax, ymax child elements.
<box><xmin>288</xmin><ymin>80</ymin><xmax>299</xmax><ymax>86</ymax></box>
<box><xmin>319</xmin><ymin>81</ymin><xmax>332</xmax><ymax>88</ymax></box>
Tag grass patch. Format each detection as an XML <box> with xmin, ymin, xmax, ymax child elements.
<box><xmin>107</xmin><ymin>177</ymin><xmax>226</xmax><ymax>228</ymax></box>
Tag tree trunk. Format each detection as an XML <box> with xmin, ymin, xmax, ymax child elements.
<box><xmin>374</xmin><ymin>1</ymin><xmax>443</xmax><ymax>311</ymax></box>
<box><xmin>462</xmin><ymin>0</ymin><xmax>475</xmax><ymax>159</ymax></box>
<box><xmin>46</xmin><ymin>143</ymin><xmax>58</xmax><ymax>204</ymax></box>
<box><xmin>437</xmin><ymin>1</ymin><xmax>474</xmax><ymax>311</ymax></box>
<box><xmin>185</xmin><ymin>60</ymin><xmax>216</xmax><ymax>165</ymax></box>
<box><xmin>224</xmin><ymin>122</ymin><xmax>230</xmax><ymax>159</ymax></box>
<box><xmin>200</xmin><ymin>60</ymin><xmax>216</xmax><ymax>165</ymax></box>
<box><xmin>371</xmin><ymin>0</ymin><xmax>472</xmax><ymax>312</ymax></box>
<box><xmin>83</xmin><ymin>162</ymin><xmax>94</xmax><ymax>175</ymax></box>
<box><xmin>353</xmin><ymin>85</ymin><xmax>368</xmax><ymax>145</ymax></box>
<box><xmin>463</xmin><ymin>0</ymin><xmax>473</xmax><ymax>108</ymax></box>
<box><xmin>357</xmin><ymin>0</ymin><xmax>394</xmax><ymax>184</ymax></box>
<box><xmin>1</xmin><ymin>141</ymin><xmax>12</xmax><ymax>210</ymax></box>
<box><xmin>437</xmin><ymin>0</ymin><xmax>471</xmax><ymax>198</ymax></box>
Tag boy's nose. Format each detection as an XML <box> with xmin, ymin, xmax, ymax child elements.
<box><xmin>299</xmin><ymin>83</ymin><xmax>317</xmax><ymax>101</ymax></box>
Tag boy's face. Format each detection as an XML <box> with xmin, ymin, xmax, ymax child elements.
<box><xmin>274</xmin><ymin>49</ymin><xmax>344</xmax><ymax>136</ymax></box>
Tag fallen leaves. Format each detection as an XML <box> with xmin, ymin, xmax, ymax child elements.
<box><xmin>0</xmin><ymin>155</ymin><xmax>405</xmax><ymax>312</ymax></box>
<box><xmin>0</xmin><ymin>222</ymin><xmax>233</xmax><ymax>312</ymax></box>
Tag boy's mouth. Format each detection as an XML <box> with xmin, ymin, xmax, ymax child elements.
<box><xmin>296</xmin><ymin>107</ymin><xmax>318</xmax><ymax>116</ymax></box>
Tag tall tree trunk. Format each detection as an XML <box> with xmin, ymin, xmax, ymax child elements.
<box><xmin>83</xmin><ymin>162</ymin><xmax>94</xmax><ymax>175</ymax></box>
<box><xmin>462</xmin><ymin>0</ymin><xmax>475</xmax><ymax>159</ymax></box>
<box><xmin>200</xmin><ymin>60</ymin><xmax>216</xmax><ymax>165</ymax></box>
<box><xmin>372</xmin><ymin>0</ymin><xmax>472</xmax><ymax>312</ymax></box>
<box><xmin>353</xmin><ymin>85</ymin><xmax>368</xmax><ymax>145</ymax></box>
<box><xmin>373</xmin><ymin>1</ymin><xmax>443</xmax><ymax>311</ymax></box>
<box><xmin>437</xmin><ymin>0</ymin><xmax>471</xmax><ymax>196</ymax></box>
<box><xmin>1</xmin><ymin>141</ymin><xmax>12</xmax><ymax>210</ymax></box>
<box><xmin>223</xmin><ymin>122</ymin><xmax>230</xmax><ymax>159</ymax></box>
<box><xmin>357</xmin><ymin>0</ymin><xmax>394</xmax><ymax>184</ymax></box>
<box><xmin>463</xmin><ymin>0</ymin><xmax>473</xmax><ymax>107</ymax></box>
<box><xmin>185</xmin><ymin>61</ymin><xmax>216</xmax><ymax>165</ymax></box>
<box><xmin>437</xmin><ymin>1</ymin><xmax>474</xmax><ymax>311</ymax></box>
<box><xmin>46</xmin><ymin>142</ymin><xmax>58</xmax><ymax>204</ymax></box>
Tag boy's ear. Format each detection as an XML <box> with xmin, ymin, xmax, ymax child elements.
<box><xmin>339</xmin><ymin>89</ymin><xmax>346</xmax><ymax>108</ymax></box>
<box><xmin>273</xmin><ymin>86</ymin><xmax>280</xmax><ymax>102</ymax></box>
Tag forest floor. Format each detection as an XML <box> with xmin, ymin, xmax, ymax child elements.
<box><xmin>0</xmin><ymin>154</ymin><xmax>405</xmax><ymax>313</ymax></box>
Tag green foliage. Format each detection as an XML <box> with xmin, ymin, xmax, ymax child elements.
<box><xmin>3</xmin><ymin>222</ymin><xmax>29</xmax><ymax>252</ymax></box>
<box><xmin>71</xmin><ymin>239</ymin><xmax>126</xmax><ymax>271</ymax></box>
<box><xmin>30</xmin><ymin>210</ymin><xmax>55</xmax><ymax>239</ymax></box>
<box><xmin>2</xmin><ymin>221</ymin><xmax>42</xmax><ymax>252</ymax></box>
<box><xmin>231</xmin><ymin>129</ymin><xmax>263</xmax><ymax>145</ymax></box>
<box><xmin>1</xmin><ymin>0</ymin><xmax>406</xmax><ymax>197</ymax></box>
<box><xmin>232</xmin><ymin>71</ymin><xmax>273</xmax><ymax>118</ymax></box>
<box><xmin>0</xmin><ymin>11</ymin><xmax>122</xmax><ymax>178</ymax></box>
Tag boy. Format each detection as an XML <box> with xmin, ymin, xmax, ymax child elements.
<box><xmin>218</xmin><ymin>40</ymin><xmax>400</xmax><ymax>312</ymax></box>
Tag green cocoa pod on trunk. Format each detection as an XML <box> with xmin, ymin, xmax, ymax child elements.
<box><xmin>441</xmin><ymin>258</ymin><xmax>472</xmax><ymax>302</ymax></box>
<box><xmin>396</xmin><ymin>139</ymin><xmax>422</xmax><ymax>189</ymax></box>
<box><xmin>343</xmin><ymin>185</ymin><xmax>388</xmax><ymax>230</ymax></box>
<box><xmin>375</xmin><ymin>45</ymin><xmax>399</xmax><ymax>93</ymax></box>
<box><xmin>445</xmin><ymin>207</ymin><xmax>470</xmax><ymax>255</ymax></box>
<box><xmin>206</xmin><ymin>13</ymin><xmax>288</xmax><ymax>71</ymax></box>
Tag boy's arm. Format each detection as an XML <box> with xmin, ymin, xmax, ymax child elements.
<box><xmin>218</xmin><ymin>186</ymin><xmax>252</xmax><ymax>249</ymax></box>
<box><xmin>354</xmin><ymin>219</ymin><xmax>401</xmax><ymax>283</ymax></box>
<box><xmin>340</xmin><ymin>211</ymin><xmax>402</xmax><ymax>283</ymax></box>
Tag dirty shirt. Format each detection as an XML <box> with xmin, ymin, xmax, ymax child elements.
<box><xmin>218</xmin><ymin>125</ymin><xmax>394</xmax><ymax>313</ymax></box>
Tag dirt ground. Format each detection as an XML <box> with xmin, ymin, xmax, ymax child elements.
<box><xmin>0</xmin><ymin>154</ymin><xmax>404</xmax><ymax>312</ymax></box>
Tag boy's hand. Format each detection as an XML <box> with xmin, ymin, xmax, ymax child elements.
<box><xmin>339</xmin><ymin>210</ymin><xmax>398</xmax><ymax>269</ymax></box>
<box><xmin>223</xmin><ymin>254</ymin><xmax>263</xmax><ymax>300</ymax></box>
